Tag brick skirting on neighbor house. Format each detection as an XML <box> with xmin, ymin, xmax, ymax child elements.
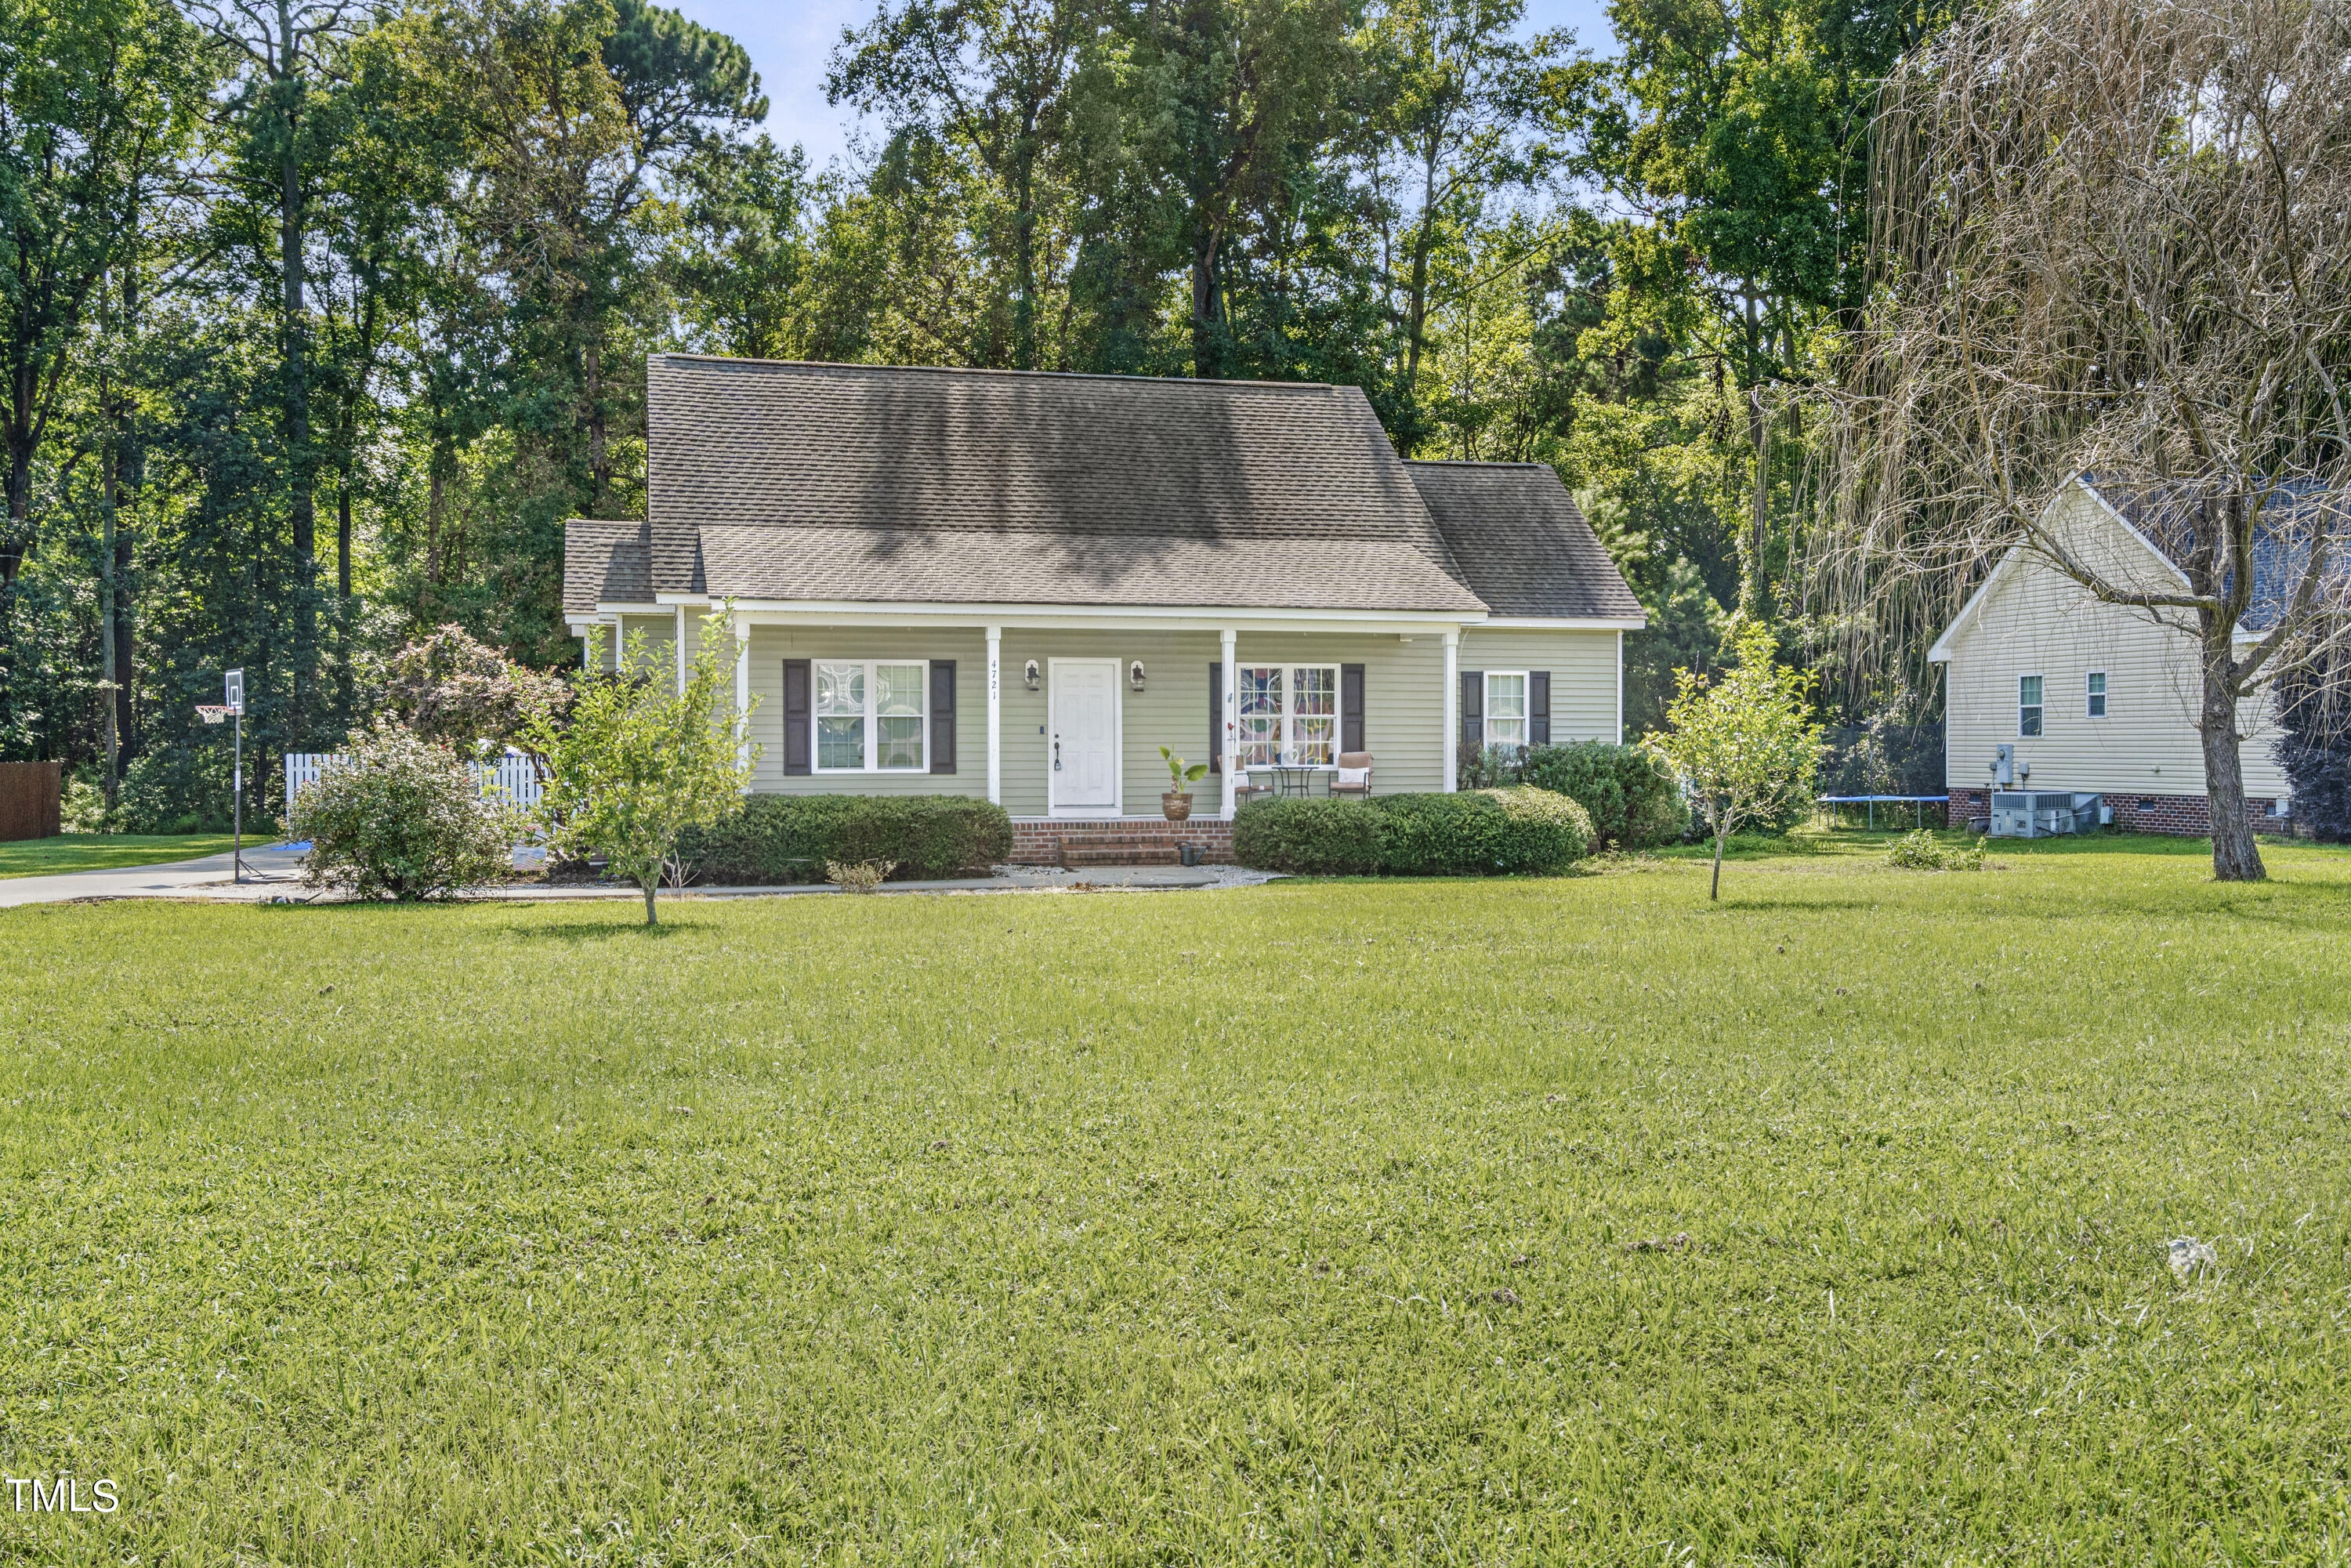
<box><xmin>1949</xmin><ymin>787</ymin><xmax>2294</xmax><ymax>837</ymax></box>
<box><xmin>1009</xmin><ymin>817</ymin><xmax>1236</xmax><ymax>867</ymax></box>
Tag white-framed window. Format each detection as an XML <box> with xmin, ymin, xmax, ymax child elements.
<box><xmin>1484</xmin><ymin>671</ymin><xmax>1530</xmax><ymax>749</ymax></box>
<box><xmin>814</xmin><ymin>660</ymin><xmax>928</xmax><ymax>772</ymax></box>
<box><xmin>1237</xmin><ymin>664</ymin><xmax>1339</xmax><ymax>766</ymax></box>
<box><xmin>2018</xmin><ymin>674</ymin><xmax>2044</xmax><ymax>737</ymax></box>
<box><xmin>2086</xmin><ymin>671</ymin><xmax>2106</xmax><ymax>718</ymax></box>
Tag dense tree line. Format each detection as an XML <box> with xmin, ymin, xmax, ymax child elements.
<box><xmin>0</xmin><ymin>0</ymin><xmax>1952</xmax><ymax>827</ymax></box>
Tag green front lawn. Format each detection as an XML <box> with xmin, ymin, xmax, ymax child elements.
<box><xmin>3</xmin><ymin>841</ymin><xmax>2349</xmax><ymax>1561</ymax></box>
<box><xmin>0</xmin><ymin>832</ymin><xmax>243</xmax><ymax>880</ymax></box>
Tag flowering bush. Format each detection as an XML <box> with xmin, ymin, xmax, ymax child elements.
<box><xmin>295</xmin><ymin>719</ymin><xmax>519</xmax><ymax>900</ymax></box>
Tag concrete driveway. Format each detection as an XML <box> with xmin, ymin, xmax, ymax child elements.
<box><xmin>0</xmin><ymin>843</ymin><xmax>311</xmax><ymax>909</ymax></box>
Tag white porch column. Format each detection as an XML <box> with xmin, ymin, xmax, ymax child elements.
<box><xmin>1219</xmin><ymin>628</ymin><xmax>1238</xmax><ymax>817</ymax></box>
<box><xmin>675</xmin><ymin>604</ymin><xmax>687</xmax><ymax>695</ymax></box>
<box><xmin>580</xmin><ymin>631</ymin><xmax>592</xmax><ymax>670</ymax></box>
<box><xmin>1442</xmin><ymin>628</ymin><xmax>1460</xmax><ymax>792</ymax></box>
<box><xmin>985</xmin><ymin>625</ymin><xmax>1003</xmax><ymax>806</ymax></box>
<box><xmin>733</xmin><ymin>617</ymin><xmax>752</xmax><ymax>778</ymax></box>
<box><xmin>1615</xmin><ymin>629</ymin><xmax>1625</xmax><ymax>744</ymax></box>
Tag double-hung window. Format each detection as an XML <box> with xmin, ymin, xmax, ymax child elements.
<box><xmin>1484</xmin><ymin>672</ymin><xmax>1529</xmax><ymax>749</ymax></box>
<box><xmin>2018</xmin><ymin>674</ymin><xmax>2044</xmax><ymax>737</ymax></box>
<box><xmin>815</xmin><ymin>660</ymin><xmax>928</xmax><ymax>772</ymax></box>
<box><xmin>2085</xmin><ymin>672</ymin><xmax>2106</xmax><ymax>718</ymax></box>
<box><xmin>1237</xmin><ymin>664</ymin><xmax>1339</xmax><ymax>766</ymax></box>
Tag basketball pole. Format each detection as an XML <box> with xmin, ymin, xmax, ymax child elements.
<box><xmin>233</xmin><ymin>706</ymin><xmax>244</xmax><ymax>885</ymax></box>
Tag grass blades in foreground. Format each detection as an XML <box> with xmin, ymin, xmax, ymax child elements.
<box><xmin>2</xmin><ymin>838</ymin><xmax>2349</xmax><ymax>1562</ymax></box>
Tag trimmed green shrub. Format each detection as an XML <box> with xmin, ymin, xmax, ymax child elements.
<box><xmin>676</xmin><ymin>795</ymin><xmax>1012</xmax><ymax>883</ymax></box>
<box><xmin>1372</xmin><ymin>788</ymin><xmax>1592</xmax><ymax>876</ymax></box>
<box><xmin>1520</xmin><ymin>741</ymin><xmax>1690</xmax><ymax>849</ymax></box>
<box><xmin>1231</xmin><ymin>797</ymin><xmax>1382</xmax><ymax>874</ymax></box>
<box><xmin>294</xmin><ymin>719</ymin><xmax>520</xmax><ymax>900</ymax></box>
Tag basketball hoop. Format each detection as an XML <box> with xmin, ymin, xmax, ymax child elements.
<box><xmin>197</xmin><ymin>704</ymin><xmax>231</xmax><ymax>725</ymax></box>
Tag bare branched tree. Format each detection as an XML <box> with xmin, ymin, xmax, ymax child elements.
<box><xmin>1810</xmin><ymin>0</ymin><xmax>2351</xmax><ymax>880</ymax></box>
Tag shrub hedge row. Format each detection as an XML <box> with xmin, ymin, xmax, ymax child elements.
<box><xmin>676</xmin><ymin>795</ymin><xmax>1012</xmax><ymax>883</ymax></box>
<box><xmin>1233</xmin><ymin>788</ymin><xmax>1594</xmax><ymax>877</ymax></box>
<box><xmin>1516</xmin><ymin>741</ymin><xmax>1690</xmax><ymax>849</ymax></box>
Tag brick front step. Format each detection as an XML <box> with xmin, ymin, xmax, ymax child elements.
<box><xmin>1061</xmin><ymin>846</ymin><xmax>1183</xmax><ymax>868</ymax></box>
<box><xmin>1008</xmin><ymin>816</ymin><xmax>1234</xmax><ymax>867</ymax></box>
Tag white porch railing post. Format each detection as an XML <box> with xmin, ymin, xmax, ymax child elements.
<box><xmin>1442</xmin><ymin>628</ymin><xmax>1460</xmax><ymax>792</ymax></box>
<box><xmin>1219</xmin><ymin>628</ymin><xmax>1237</xmax><ymax>817</ymax></box>
<box><xmin>985</xmin><ymin>625</ymin><xmax>1002</xmax><ymax>806</ymax></box>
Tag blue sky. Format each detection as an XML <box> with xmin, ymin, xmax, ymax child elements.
<box><xmin>672</xmin><ymin>0</ymin><xmax>1619</xmax><ymax>172</ymax></box>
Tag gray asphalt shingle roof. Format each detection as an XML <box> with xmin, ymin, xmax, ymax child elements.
<box><xmin>1403</xmin><ymin>460</ymin><xmax>1644</xmax><ymax>621</ymax></box>
<box><xmin>2085</xmin><ymin>476</ymin><xmax>2348</xmax><ymax>633</ymax></box>
<box><xmin>563</xmin><ymin>520</ymin><xmax>650</xmax><ymax>612</ymax></box>
<box><xmin>564</xmin><ymin>356</ymin><xmax>1641</xmax><ymax>621</ymax></box>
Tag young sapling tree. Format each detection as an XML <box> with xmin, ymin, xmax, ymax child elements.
<box><xmin>1649</xmin><ymin>621</ymin><xmax>1825</xmax><ymax>900</ymax></box>
<box><xmin>531</xmin><ymin>610</ymin><xmax>757</xmax><ymax>925</ymax></box>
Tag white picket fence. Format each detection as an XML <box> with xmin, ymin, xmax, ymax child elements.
<box><xmin>284</xmin><ymin>749</ymin><xmax>543</xmax><ymax>825</ymax></box>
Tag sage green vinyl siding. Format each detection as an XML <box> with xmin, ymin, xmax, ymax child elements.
<box><xmin>744</xmin><ymin>628</ymin><xmax>991</xmax><ymax>798</ymax></box>
<box><xmin>1223</xmin><ymin>633</ymin><xmax>1447</xmax><ymax>796</ymax></box>
<box><xmin>736</xmin><ymin>625</ymin><xmax>1463</xmax><ymax>813</ymax></box>
<box><xmin>596</xmin><ymin>614</ymin><xmax>674</xmax><ymax>677</ymax></box>
<box><xmin>1458</xmin><ymin>627</ymin><xmax>1623</xmax><ymax>744</ymax></box>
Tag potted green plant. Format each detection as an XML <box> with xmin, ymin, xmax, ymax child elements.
<box><xmin>1158</xmin><ymin>745</ymin><xmax>1209</xmax><ymax>820</ymax></box>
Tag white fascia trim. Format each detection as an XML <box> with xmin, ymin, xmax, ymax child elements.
<box><xmin>723</xmin><ymin>599</ymin><xmax>1489</xmax><ymax>634</ymax></box>
<box><xmin>1926</xmin><ymin>547</ymin><xmax>2022</xmax><ymax>664</ymax></box>
<box><xmin>655</xmin><ymin>593</ymin><xmax>714</xmax><ymax>607</ymax></box>
<box><xmin>595</xmin><ymin>602</ymin><xmax>668</xmax><ymax>616</ymax></box>
<box><xmin>1468</xmin><ymin>614</ymin><xmax>1647</xmax><ymax>632</ymax></box>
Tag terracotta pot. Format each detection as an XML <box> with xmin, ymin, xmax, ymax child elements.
<box><xmin>1161</xmin><ymin>791</ymin><xmax>1194</xmax><ymax>822</ymax></box>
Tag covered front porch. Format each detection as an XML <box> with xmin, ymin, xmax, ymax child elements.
<box><xmin>581</xmin><ymin>603</ymin><xmax>1483</xmax><ymax>820</ymax></box>
<box><xmin>572</xmin><ymin>599</ymin><xmax>1635</xmax><ymax>821</ymax></box>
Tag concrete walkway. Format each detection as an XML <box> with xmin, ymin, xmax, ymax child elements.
<box><xmin>0</xmin><ymin>845</ymin><xmax>1275</xmax><ymax>909</ymax></box>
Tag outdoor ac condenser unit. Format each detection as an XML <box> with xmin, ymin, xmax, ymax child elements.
<box><xmin>1988</xmin><ymin>791</ymin><xmax>2105</xmax><ymax>838</ymax></box>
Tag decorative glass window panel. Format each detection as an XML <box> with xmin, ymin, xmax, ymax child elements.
<box><xmin>2019</xmin><ymin>675</ymin><xmax>2044</xmax><ymax>737</ymax></box>
<box><xmin>1239</xmin><ymin>667</ymin><xmax>1284</xmax><ymax>766</ymax></box>
<box><xmin>875</xmin><ymin>663</ymin><xmax>926</xmax><ymax>770</ymax></box>
<box><xmin>2086</xmin><ymin>672</ymin><xmax>2106</xmax><ymax>718</ymax></box>
<box><xmin>813</xmin><ymin>661</ymin><xmax>927</xmax><ymax>770</ymax></box>
<box><xmin>816</xmin><ymin>663</ymin><xmax>867</xmax><ymax>770</ymax></box>
<box><xmin>1292</xmin><ymin>666</ymin><xmax>1337</xmax><ymax>763</ymax></box>
<box><xmin>1485</xmin><ymin>672</ymin><xmax>1528</xmax><ymax>749</ymax></box>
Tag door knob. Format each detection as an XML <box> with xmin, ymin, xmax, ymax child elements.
<box><xmin>1053</xmin><ymin>737</ymin><xmax>1062</xmax><ymax>771</ymax></box>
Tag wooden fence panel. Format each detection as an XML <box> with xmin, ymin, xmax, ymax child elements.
<box><xmin>0</xmin><ymin>761</ymin><xmax>61</xmax><ymax>842</ymax></box>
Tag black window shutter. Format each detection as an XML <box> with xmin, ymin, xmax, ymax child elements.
<box><xmin>1531</xmin><ymin>671</ymin><xmax>1551</xmax><ymax>746</ymax></box>
<box><xmin>1460</xmin><ymin>669</ymin><xmax>1483</xmax><ymax>760</ymax></box>
<box><xmin>930</xmin><ymin>661</ymin><xmax>956</xmax><ymax>773</ymax></box>
<box><xmin>1341</xmin><ymin>664</ymin><xmax>1365</xmax><ymax>752</ymax></box>
<box><xmin>1208</xmin><ymin>662</ymin><xmax>1222</xmax><ymax>773</ymax></box>
<box><xmin>783</xmin><ymin>659</ymin><xmax>811</xmax><ymax>776</ymax></box>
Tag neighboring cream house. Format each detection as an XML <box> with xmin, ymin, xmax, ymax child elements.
<box><xmin>1931</xmin><ymin>474</ymin><xmax>2296</xmax><ymax>835</ymax></box>
<box><xmin>563</xmin><ymin>356</ymin><xmax>1643</xmax><ymax>861</ymax></box>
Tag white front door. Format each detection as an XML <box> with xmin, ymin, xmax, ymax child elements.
<box><xmin>1050</xmin><ymin>659</ymin><xmax>1120</xmax><ymax>813</ymax></box>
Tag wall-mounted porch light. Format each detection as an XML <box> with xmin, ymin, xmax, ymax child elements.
<box><xmin>1129</xmin><ymin>660</ymin><xmax>1147</xmax><ymax>692</ymax></box>
<box><xmin>1023</xmin><ymin>658</ymin><xmax>1041</xmax><ymax>691</ymax></box>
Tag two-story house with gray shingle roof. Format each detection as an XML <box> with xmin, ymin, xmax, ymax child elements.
<box><xmin>563</xmin><ymin>356</ymin><xmax>1643</xmax><ymax>858</ymax></box>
